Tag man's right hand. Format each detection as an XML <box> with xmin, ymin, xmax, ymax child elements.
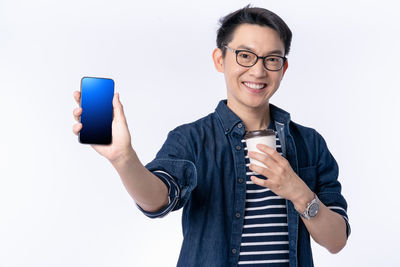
<box><xmin>72</xmin><ymin>90</ymin><xmax>134</xmax><ymax>163</ymax></box>
<box><xmin>73</xmin><ymin>91</ymin><xmax>169</xmax><ymax>213</ymax></box>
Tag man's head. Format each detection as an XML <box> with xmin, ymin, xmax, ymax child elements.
<box><xmin>216</xmin><ymin>5</ymin><xmax>292</xmax><ymax>58</ymax></box>
<box><xmin>213</xmin><ymin>6</ymin><xmax>292</xmax><ymax>110</ymax></box>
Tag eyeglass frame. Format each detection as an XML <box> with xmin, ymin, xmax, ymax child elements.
<box><xmin>224</xmin><ymin>45</ymin><xmax>287</xmax><ymax>71</ymax></box>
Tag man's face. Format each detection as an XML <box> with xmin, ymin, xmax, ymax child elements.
<box><xmin>213</xmin><ymin>23</ymin><xmax>288</xmax><ymax>110</ymax></box>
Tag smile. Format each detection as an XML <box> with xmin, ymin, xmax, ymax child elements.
<box><xmin>243</xmin><ymin>82</ymin><xmax>266</xmax><ymax>89</ymax></box>
<box><xmin>242</xmin><ymin>81</ymin><xmax>267</xmax><ymax>93</ymax></box>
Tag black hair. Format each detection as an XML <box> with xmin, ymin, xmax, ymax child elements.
<box><xmin>216</xmin><ymin>5</ymin><xmax>292</xmax><ymax>57</ymax></box>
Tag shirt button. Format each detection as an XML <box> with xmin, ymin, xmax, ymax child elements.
<box><xmin>238</xmin><ymin>123</ymin><xmax>243</xmax><ymax>129</ymax></box>
<box><xmin>236</xmin><ymin>145</ymin><xmax>241</xmax><ymax>150</ymax></box>
<box><xmin>238</xmin><ymin>178</ymin><xmax>243</xmax><ymax>183</ymax></box>
<box><xmin>235</xmin><ymin>213</ymin><xmax>241</xmax><ymax>218</ymax></box>
<box><xmin>232</xmin><ymin>248</ymin><xmax>237</xmax><ymax>254</ymax></box>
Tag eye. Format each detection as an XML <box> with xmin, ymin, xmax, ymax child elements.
<box><xmin>264</xmin><ymin>56</ymin><xmax>284</xmax><ymax>70</ymax></box>
<box><xmin>239</xmin><ymin>52</ymin><xmax>252</xmax><ymax>59</ymax></box>
<box><xmin>237</xmin><ymin>51</ymin><xmax>255</xmax><ymax>62</ymax></box>
<box><xmin>266</xmin><ymin>57</ymin><xmax>278</xmax><ymax>62</ymax></box>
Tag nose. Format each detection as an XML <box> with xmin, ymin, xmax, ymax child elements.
<box><xmin>248</xmin><ymin>58</ymin><xmax>267</xmax><ymax>78</ymax></box>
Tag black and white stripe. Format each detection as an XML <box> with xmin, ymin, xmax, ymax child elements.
<box><xmin>238</xmin><ymin>133</ymin><xmax>289</xmax><ymax>266</ymax></box>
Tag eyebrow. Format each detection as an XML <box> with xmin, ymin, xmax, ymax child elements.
<box><xmin>237</xmin><ymin>45</ymin><xmax>284</xmax><ymax>56</ymax></box>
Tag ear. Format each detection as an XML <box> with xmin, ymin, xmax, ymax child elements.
<box><xmin>212</xmin><ymin>48</ymin><xmax>224</xmax><ymax>73</ymax></box>
<box><xmin>281</xmin><ymin>60</ymin><xmax>289</xmax><ymax>80</ymax></box>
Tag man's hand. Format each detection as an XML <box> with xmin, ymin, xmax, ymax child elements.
<box><xmin>248</xmin><ymin>144</ymin><xmax>347</xmax><ymax>253</ymax></box>
<box><xmin>72</xmin><ymin>91</ymin><xmax>134</xmax><ymax>164</ymax></box>
<box><xmin>248</xmin><ymin>144</ymin><xmax>314</xmax><ymax>212</ymax></box>
<box><xmin>72</xmin><ymin>91</ymin><xmax>169</xmax><ymax>212</ymax></box>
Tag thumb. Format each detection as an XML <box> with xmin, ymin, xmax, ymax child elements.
<box><xmin>113</xmin><ymin>92</ymin><xmax>126</xmax><ymax>121</ymax></box>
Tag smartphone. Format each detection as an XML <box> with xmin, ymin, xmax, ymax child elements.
<box><xmin>79</xmin><ymin>77</ymin><xmax>114</xmax><ymax>145</ymax></box>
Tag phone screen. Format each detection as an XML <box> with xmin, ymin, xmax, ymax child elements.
<box><xmin>79</xmin><ymin>77</ymin><xmax>114</xmax><ymax>145</ymax></box>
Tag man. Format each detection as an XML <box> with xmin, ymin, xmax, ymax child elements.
<box><xmin>72</xmin><ymin>6</ymin><xmax>350</xmax><ymax>267</ymax></box>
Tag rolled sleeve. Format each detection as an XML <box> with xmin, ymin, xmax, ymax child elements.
<box><xmin>314</xmin><ymin>131</ymin><xmax>351</xmax><ymax>238</ymax></box>
<box><xmin>136</xmin><ymin>170</ymin><xmax>180</xmax><ymax>218</ymax></box>
<box><xmin>138</xmin><ymin>129</ymin><xmax>198</xmax><ymax>219</ymax></box>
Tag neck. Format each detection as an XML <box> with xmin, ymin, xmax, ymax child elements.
<box><xmin>227</xmin><ymin>99</ymin><xmax>271</xmax><ymax>132</ymax></box>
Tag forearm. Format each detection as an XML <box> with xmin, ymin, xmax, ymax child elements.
<box><xmin>293</xmin><ymin>191</ymin><xmax>347</xmax><ymax>254</ymax></box>
<box><xmin>247</xmin><ymin>143</ymin><xmax>348</xmax><ymax>253</ymax></box>
<box><xmin>110</xmin><ymin>148</ymin><xmax>169</xmax><ymax>212</ymax></box>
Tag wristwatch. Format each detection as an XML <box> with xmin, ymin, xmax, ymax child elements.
<box><xmin>298</xmin><ymin>194</ymin><xmax>319</xmax><ymax>220</ymax></box>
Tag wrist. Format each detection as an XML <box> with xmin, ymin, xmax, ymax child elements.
<box><xmin>110</xmin><ymin>147</ymin><xmax>137</xmax><ymax>167</ymax></box>
<box><xmin>292</xmin><ymin>188</ymin><xmax>315</xmax><ymax>213</ymax></box>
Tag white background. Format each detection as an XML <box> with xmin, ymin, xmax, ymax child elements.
<box><xmin>1</xmin><ymin>0</ymin><xmax>399</xmax><ymax>266</ymax></box>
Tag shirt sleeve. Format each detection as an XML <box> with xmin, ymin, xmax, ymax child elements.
<box><xmin>314</xmin><ymin>131</ymin><xmax>351</xmax><ymax>238</ymax></box>
<box><xmin>138</xmin><ymin>128</ymin><xmax>198</xmax><ymax>219</ymax></box>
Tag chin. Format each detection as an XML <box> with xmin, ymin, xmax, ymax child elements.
<box><xmin>243</xmin><ymin>98</ymin><xmax>269</xmax><ymax>108</ymax></box>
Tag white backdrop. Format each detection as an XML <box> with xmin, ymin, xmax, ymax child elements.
<box><xmin>1</xmin><ymin>0</ymin><xmax>399</xmax><ymax>266</ymax></box>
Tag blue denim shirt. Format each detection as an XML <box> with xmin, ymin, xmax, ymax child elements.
<box><xmin>140</xmin><ymin>100</ymin><xmax>350</xmax><ymax>267</ymax></box>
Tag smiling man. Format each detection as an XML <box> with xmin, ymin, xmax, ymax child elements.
<box><xmin>73</xmin><ymin>5</ymin><xmax>350</xmax><ymax>267</ymax></box>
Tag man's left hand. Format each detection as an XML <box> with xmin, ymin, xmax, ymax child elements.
<box><xmin>248</xmin><ymin>144</ymin><xmax>313</xmax><ymax>206</ymax></box>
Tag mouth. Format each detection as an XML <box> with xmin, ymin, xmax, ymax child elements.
<box><xmin>242</xmin><ymin>81</ymin><xmax>267</xmax><ymax>94</ymax></box>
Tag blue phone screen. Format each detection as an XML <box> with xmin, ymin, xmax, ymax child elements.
<box><xmin>79</xmin><ymin>77</ymin><xmax>114</xmax><ymax>145</ymax></box>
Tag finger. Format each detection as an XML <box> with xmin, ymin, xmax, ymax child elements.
<box><xmin>249</xmin><ymin>163</ymin><xmax>274</xmax><ymax>179</ymax></box>
<box><xmin>248</xmin><ymin>150</ymin><xmax>276</xmax><ymax>167</ymax></box>
<box><xmin>72</xmin><ymin>123</ymin><xmax>82</xmax><ymax>135</ymax></box>
<box><xmin>73</xmin><ymin>107</ymin><xmax>82</xmax><ymax>122</ymax></box>
<box><xmin>256</xmin><ymin>144</ymin><xmax>281</xmax><ymax>162</ymax></box>
<box><xmin>250</xmin><ymin>175</ymin><xmax>271</xmax><ymax>188</ymax></box>
<box><xmin>113</xmin><ymin>92</ymin><xmax>126</xmax><ymax>122</ymax></box>
<box><xmin>73</xmin><ymin>91</ymin><xmax>81</xmax><ymax>105</ymax></box>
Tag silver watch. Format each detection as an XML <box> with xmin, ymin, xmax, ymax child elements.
<box><xmin>299</xmin><ymin>194</ymin><xmax>319</xmax><ymax>220</ymax></box>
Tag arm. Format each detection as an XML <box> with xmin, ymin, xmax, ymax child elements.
<box><xmin>291</xmin><ymin>188</ymin><xmax>347</xmax><ymax>254</ymax></box>
<box><xmin>248</xmin><ymin>142</ymin><xmax>349</xmax><ymax>254</ymax></box>
<box><xmin>72</xmin><ymin>91</ymin><xmax>168</xmax><ymax>213</ymax></box>
<box><xmin>111</xmin><ymin>149</ymin><xmax>169</xmax><ymax>213</ymax></box>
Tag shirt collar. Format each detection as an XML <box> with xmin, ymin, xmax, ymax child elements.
<box><xmin>215</xmin><ymin>99</ymin><xmax>291</xmax><ymax>134</ymax></box>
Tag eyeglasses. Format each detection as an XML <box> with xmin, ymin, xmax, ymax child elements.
<box><xmin>224</xmin><ymin>46</ymin><xmax>287</xmax><ymax>71</ymax></box>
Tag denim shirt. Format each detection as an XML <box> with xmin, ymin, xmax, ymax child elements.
<box><xmin>140</xmin><ymin>100</ymin><xmax>350</xmax><ymax>267</ymax></box>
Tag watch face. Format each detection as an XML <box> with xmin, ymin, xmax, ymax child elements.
<box><xmin>309</xmin><ymin>203</ymin><xmax>319</xmax><ymax>217</ymax></box>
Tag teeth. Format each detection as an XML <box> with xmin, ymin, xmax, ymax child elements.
<box><xmin>243</xmin><ymin>82</ymin><xmax>266</xmax><ymax>90</ymax></box>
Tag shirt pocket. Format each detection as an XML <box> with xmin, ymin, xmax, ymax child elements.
<box><xmin>298</xmin><ymin>166</ymin><xmax>317</xmax><ymax>191</ymax></box>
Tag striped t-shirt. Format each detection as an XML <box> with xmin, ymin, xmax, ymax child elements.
<box><xmin>238</xmin><ymin>131</ymin><xmax>290</xmax><ymax>266</ymax></box>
